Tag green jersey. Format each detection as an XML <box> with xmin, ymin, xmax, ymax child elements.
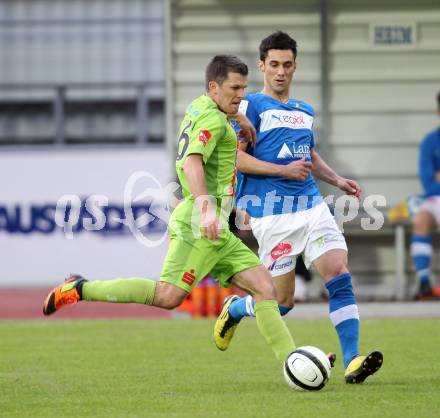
<box><xmin>174</xmin><ymin>95</ymin><xmax>238</xmax><ymax>226</ymax></box>
<box><xmin>161</xmin><ymin>94</ymin><xmax>262</xmax><ymax>292</ymax></box>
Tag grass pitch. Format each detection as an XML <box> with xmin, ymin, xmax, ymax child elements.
<box><xmin>1</xmin><ymin>318</ymin><xmax>439</xmax><ymax>418</ymax></box>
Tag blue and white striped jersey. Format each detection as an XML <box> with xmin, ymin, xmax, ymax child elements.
<box><xmin>235</xmin><ymin>92</ymin><xmax>322</xmax><ymax>218</ymax></box>
<box><xmin>419</xmin><ymin>127</ymin><xmax>440</xmax><ymax>197</ymax></box>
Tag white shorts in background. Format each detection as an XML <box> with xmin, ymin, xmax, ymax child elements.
<box><xmin>419</xmin><ymin>196</ymin><xmax>440</xmax><ymax>227</ymax></box>
<box><xmin>250</xmin><ymin>202</ymin><xmax>347</xmax><ymax>277</ymax></box>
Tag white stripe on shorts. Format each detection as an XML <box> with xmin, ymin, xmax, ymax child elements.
<box><xmin>329</xmin><ymin>304</ymin><xmax>359</xmax><ymax>327</ymax></box>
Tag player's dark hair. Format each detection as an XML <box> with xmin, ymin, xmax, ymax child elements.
<box><xmin>259</xmin><ymin>31</ymin><xmax>297</xmax><ymax>61</ymax></box>
<box><xmin>205</xmin><ymin>55</ymin><xmax>248</xmax><ymax>91</ymax></box>
<box><xmin>437</xmin><ymin>91</ymin><xmax>440</xmax><ymax>111</ymax></box>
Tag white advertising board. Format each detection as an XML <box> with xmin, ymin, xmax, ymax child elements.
<box><xmin>0</xmin><ymin>147</ymin><xmax>173</xmax><ymax>287</ymax></box>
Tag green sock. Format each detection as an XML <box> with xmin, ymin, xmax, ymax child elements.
<box><xmin>82</xmin><ymin>278</ymin><xmax>156</xmax><ymax>305</ymax></box>
<box><xmin>255</xmin><ymin>299</ymin><xmax>296</xmax><ymax>363</ymax></box>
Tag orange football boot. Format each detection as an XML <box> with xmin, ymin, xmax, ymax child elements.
<box><xmin>43</xmin><ymin>274</ymin><xmax>86</xmax><ymax>316</ymax></box>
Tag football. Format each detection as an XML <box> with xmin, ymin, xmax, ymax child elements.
<box><xmin>283</xmin><ymin>346</ymin><xmax>331</xmax><ymax>391</ymax></box>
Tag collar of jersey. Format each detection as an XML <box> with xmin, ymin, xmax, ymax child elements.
<box><xmin>251</xmin><ymin>92</ymin><xmax>313</xmax><ymax>117</ymax></box>
<box><xmin>203</xmin><ymin>94</ymin><xmax>221</xmax><ymax>111</ymax></box>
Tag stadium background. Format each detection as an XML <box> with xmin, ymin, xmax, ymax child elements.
<box><xmin>1</xmin><ymin>0</ymin><xmax>440</xmax><ymax>310</ymax></box>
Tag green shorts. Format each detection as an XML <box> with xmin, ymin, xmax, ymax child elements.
<box><xmin>160</xmin><ymin>221</ymin><xmax>261</xmax><ymax>292</ymax></box>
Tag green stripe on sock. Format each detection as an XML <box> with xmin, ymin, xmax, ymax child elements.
<box><xmin>255</xmin><ymin>299</ymin><xmax>296</xmax><ymax>363</ymax></box>
<box><xmin>83</xmin><ymin>278</ymin><xmax>157</xmax><ymax>305</ymax></box>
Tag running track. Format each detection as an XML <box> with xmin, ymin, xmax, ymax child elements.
<box><xmin>0</xmin><ymin>288</ymin><xmax>171</xmax><ymax>319</ymax></box>
<box><xmin>1</xmin><ymin>289</ymin><xmax>439</xmax><ymax>319</ymax></box>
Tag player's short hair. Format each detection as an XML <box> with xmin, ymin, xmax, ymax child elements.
<box><xmin>437</xmin><ymin>91</ymin><xmax>440</xmax><ymax>111</ymax></box>
<box><xmin>205</xmin><ymin>55</ymin><xmax>248</xmax><ymax>91</ymax></box>
<box><xmin>259</xmin><ymin>31</ymin><xmax>298</xmax><ymax>61</ymax></box>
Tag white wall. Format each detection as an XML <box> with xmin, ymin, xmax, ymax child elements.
<box><xmin>0</xmin><ymin>147</ymin><xmax>173</xmax><ymax>287</ymax></box>
<box><xmin>167</xmin><ymin>0</ymin><xmax>440</xmax><ymax>207</ymax></box>
<box><xmin>325</xmin><ymin>1</ymin><xmax>440</xmax><ymax>205</ymax></box>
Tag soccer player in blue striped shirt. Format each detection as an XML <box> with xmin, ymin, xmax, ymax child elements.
<box><xmin>214</xmin><ymin>31</ymin><xmax>383</xmax><ymax>384</ymax></box>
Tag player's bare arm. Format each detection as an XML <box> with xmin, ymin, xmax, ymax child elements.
<box><xmin>237</xmin><ymin>150</ymin><xmax>312</xmax><ymax>180</ymax></box>
<box><xmin>183</xmin><ymin>153</ymin><xmax>220</xmax><ymax>240</ymax></box>
<box><xmin>228</xmin><ymin>112</ymin><xmax>257</xmax><ymax>147</ymax></box>
<box><xmin>311</xmin><ymin>149</ymin><xmax>361</xmax><ymax>198</ymax></box>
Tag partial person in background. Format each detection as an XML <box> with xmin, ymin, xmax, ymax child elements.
<box><xmin>43</xmin><ymin>55</ymin><xmax>299</xmax><ymax>366</ymax></box>
<box><xmin>410</xmin><ymin>91</ymin><xmax>440</xmax><ymax>300</ymax></box>
<box><xmin>214</xmin><ymin>31</ymin><xmax>383</xmax><ymax>384</ymax></box>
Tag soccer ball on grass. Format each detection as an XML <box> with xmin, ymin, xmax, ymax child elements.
<box><xmin>283</xmin><ymin>346</ymin><xmax>331</xmax><ymax>391</ymax></box>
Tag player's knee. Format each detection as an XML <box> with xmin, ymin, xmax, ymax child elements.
<box><xmin>160</xmin><ymin>297</ymin><xmax>183</xmax><ymax>310</ymax></box>
<box><xmin>235</xmin><ymin>265</ymin><xmax>276</xmax><ymax>300</ymax></box>
<box><xmin>413</xmin><ymin>211</ymin><xmax>436</xmax><ymax>234</ymax></box>
<box><xmin>321</xmin><ymin>263</ymin><xmax>349</xmax><ymax>282</ymax></box>
<box><xmin>334</xmin><ymin>263</ymin><xmax>349</xmax><ymax>277</ymax></box>
<box><xmin>255</xmin><ymin>276</ymin><xmax>277</xmax><ymax>300</ymax></box>
<box><xmin>166</xmin><ymin>290</ymin><xmax>188</xmax><ymax>309</ymax></box>
<box><xmin>412</xmin><ymin>213</ymin><xmax>425</xmax><ymax>231</ymax></box>
<box><xmin>155</xmin><ymin>282</ymin><xmax>188</xmax><ymax>310</ymax></box>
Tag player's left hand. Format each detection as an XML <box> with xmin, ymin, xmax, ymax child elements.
<box><xmin>337</xmin><ymin>177</ymin><xmax>361</xmax><ymax>199</ymax></box>
<box><xmin>229</xmin><ymin>112</ymin><xmax>256</xmax><ymax>147</ymax></box>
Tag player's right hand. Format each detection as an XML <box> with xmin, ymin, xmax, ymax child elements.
<box><xmin>201</xmin><ymin>209</ymin><xmax>221</xmax><ymax>240</ymax></box>
<box><xmin>280</xmin><ymin>158</ymin><xmax>313</xmax><ymax>181</ymax></box>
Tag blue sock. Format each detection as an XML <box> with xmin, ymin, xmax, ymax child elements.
<box><xmin>278</xmin><ymin>305</ymin><xmax>292</xmax><ymax>316</ymax></box>
<box><xmin>229</xmin><ymin>295</ymin><xmax>292</xmax><ymax>321</ymax></box>
<box><xmin>410</xmin><ymin>234</ymin><xmax>432</xmax><ymax>283</ymax></box>
<box><xmin>229</xmin><ymin>295</ymin><xmax>254</xmax><ymax>321</ymax></box>
<box><xmin>325</xmin><ymin>273</ymin><xmax>359</xmax><ymax>368</ymax></box>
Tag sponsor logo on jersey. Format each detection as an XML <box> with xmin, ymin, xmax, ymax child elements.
<box><xmin>278</xmin><ymin>113</ymin><xmax>304</xmax><ymax>125</ymax></box>
<box><xmin>260</xmin><ymin>110</ymin><xmax>313</xmax><ymax>132</ymax></box>
<box><xmin>270</xmin><ymin>241</ymin><xmax>293</xmax><ymax>260</ymax></box>
<box><xmin>292</xmin><ymin>144</ymin><xmax>311</xmax><ymax>159</ymax></box>
<box><xmin>277</xmin><ymin>143</ymin><xmax>294</xmax><ymax>159</ymax></box>
<box><xmin>277</xmin><ymin>143</ymin><xmax>311</xmax><ymax>160</ymax></box>
<box><xmin>199</xmin><ymin>130</ymin><xmax>212</xmax><ymax>146</ymax></box>
<box><xmin>181</xmin><ymin>269</ymin><xmax>196</xmax><ymax>286</ymax></box>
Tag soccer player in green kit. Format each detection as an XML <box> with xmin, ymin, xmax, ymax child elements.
<box><xmin>43</xmin><ymin>55</ymin><xmax>296</xmax><ymax>364</ymax></box>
